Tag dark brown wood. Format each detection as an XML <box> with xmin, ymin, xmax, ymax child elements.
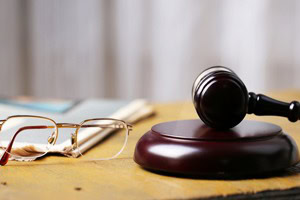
<box><xmin>192</xmin><ymin>66</ymin><xmax>300</xmax><ymax>129</ymax></box>
<box><xmin>134</xmin><ymin>120</ymin><xmax>299</xmax><ymax>177</ymax></box>
<box><xmin>192</xmin><ymin>66</ymin><xmax>249</xmax><ymax>129</ymax></box>
<box><xmin>248</xmin><ymin>92</ymin><xmax>300</xmax><ymax>122</ymax></box>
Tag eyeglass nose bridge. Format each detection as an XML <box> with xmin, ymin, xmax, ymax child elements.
<box><xmin>56</xmin><ymin>123</ymin><xmax>79</xmax><ymax>149</ymax></box>
<box><xmin>71</xmin><ymin>132</ymin><xmax>77</xmax><ymax>147</ymax></box>
<box><xmin>57</xmin><ymin>123</ymin><xmax>80</xmax><ymax>128</ymax></box>
<box><xmin>47</xmin><ymin>131</ymin><xmax>56</xmax><ymax>144</ymax></box>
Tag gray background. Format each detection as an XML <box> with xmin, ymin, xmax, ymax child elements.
<box><xmin>0</xmin><ymin>0</ymin><xmax>299</xmax><ymax>101</ymax></box>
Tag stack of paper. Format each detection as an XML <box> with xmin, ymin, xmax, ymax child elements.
<box><xmin>0</xmin><ymin>98</ymin><xmax>154</xmax><ymax>160</ymax></box>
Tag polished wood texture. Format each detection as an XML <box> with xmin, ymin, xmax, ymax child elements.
<box><xmin>193</xmin><ymin>66</ymin><xmax>300</xmax><ymax>129</ymax></box>
<box><xmin>248</xmin><ymin>92</ymin><xmax>300</xmax><ymax>122</ymax></box>
<box><xmin>1</xmin><ymin>90</ymin><xmax>300</xmax><ymax>200</ymax></box>
<box><xmin>134</xmin><ymin>120</ymin><xmax>299</xmax><ymax>176</ymax></box>
<box><xmin>193</xmin><ymin>66</ymin><xmax>248</xmax><ymax>129</ymax></box>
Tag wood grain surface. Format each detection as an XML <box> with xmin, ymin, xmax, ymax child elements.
<box><xmin>1</xmin><ymin>90</ymin><xmax>300</xmax><ymax>200</ymax></box>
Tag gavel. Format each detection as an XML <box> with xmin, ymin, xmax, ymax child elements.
<box><xmin>192</xmin><ymin>66</ymin><xmax>300</xmax><ymax>129</ymax></box>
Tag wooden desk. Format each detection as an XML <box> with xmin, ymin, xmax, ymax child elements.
<box><xmin>1</xmin><ymin>90</ymin><xmax>300</xmax><ymax>200</ymax></box>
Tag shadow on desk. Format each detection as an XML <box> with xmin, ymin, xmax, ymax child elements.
<box><xmin>142</xmin><ymin>163</ymin><xmax>300</xmax><ymax>181</ymax></box>
<box><xmin>144</xmin><ymin>164</ymin><xmax>300</xmax><ymax>199</ymax></box>
<box><xmin>197</xmin><ymin>186</ymin><xmax>300</xmax><ymax>200</ymax></box>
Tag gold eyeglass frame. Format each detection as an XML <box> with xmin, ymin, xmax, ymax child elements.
<box><xmin>0</xmin><ymin>115</ymin><xmax>133</xmax><ymax>166</ymax></box>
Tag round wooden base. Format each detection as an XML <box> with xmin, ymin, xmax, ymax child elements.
<box><xmin>134</xmin><ymin>120</ymin><xmax>300</xmax><ymax>177</ymax></box>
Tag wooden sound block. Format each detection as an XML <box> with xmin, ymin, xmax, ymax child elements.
<box><xmin>134</xmin><ymin>120</ymin><xmax>300</xmax><ymax>177</ymax></box>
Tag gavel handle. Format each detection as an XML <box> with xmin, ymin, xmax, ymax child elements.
<box><xmin>248</xmin><ymin>92</ymin><xmax>300</xmax><ymax>122</ymax></box>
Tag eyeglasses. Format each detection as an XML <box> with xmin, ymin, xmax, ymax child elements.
<box><xmin>0</xmin><ymin>115</ymin><xmax>132</xmax><ymax>166</ymax></box>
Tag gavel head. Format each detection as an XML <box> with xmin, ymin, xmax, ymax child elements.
<box><xmin>192</xmin><ymin>66</ymin><xmax>248</xmax><ymax>129</ymax></box>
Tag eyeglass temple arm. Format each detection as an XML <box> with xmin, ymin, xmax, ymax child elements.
<box><xmin>0</xmin><ymin>125</ymin><xmax>48</xmax><ymax>166</ymax></box>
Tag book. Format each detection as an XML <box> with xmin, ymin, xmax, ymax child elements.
<box><xmin>0</xmin><ymin>98</ymin><xmax>154</xmax><ymax>160</ymax></box>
